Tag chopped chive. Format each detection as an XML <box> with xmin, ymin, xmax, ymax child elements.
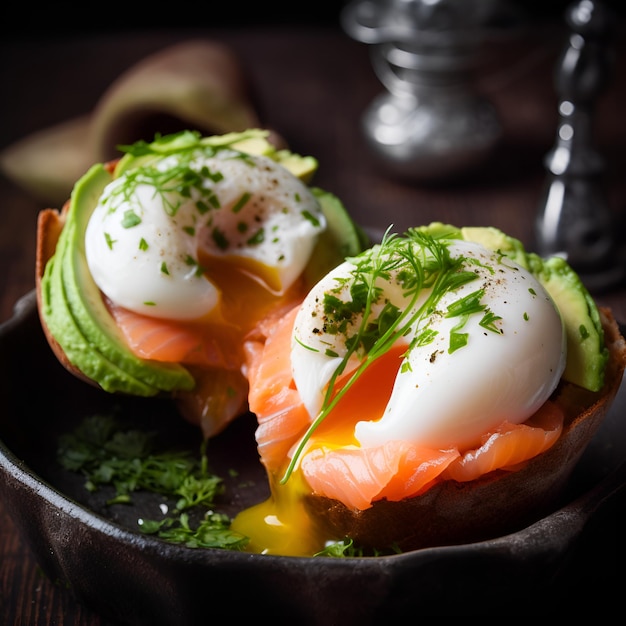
<box><xmin>246</xmin><ymin>228</ymin><xmax>265</xmax><ymax>245</ymax></box>
<box><xmin>232</xmin><ymin>192</ymin><xmax>251</xmax><ymax>213</ymax></box>
<box><xmin>301</xmin><ymin>209</ymin><xmax>321</xmax><ymax>228</ymax></box>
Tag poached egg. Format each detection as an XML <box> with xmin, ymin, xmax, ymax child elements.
<box><xmin>232</xmin><ymin>229</ymin><xmax>569</xmax><ymax>556</ymax></box>
<box><xmin>85</xmin><ymin>147</ymin><xmax>325</xmax><ymax>321</ymax></box>
<box><xmin>291</xmin><ymin>233</ymin><xmax>567</xmax><ymax>451</ymax></box>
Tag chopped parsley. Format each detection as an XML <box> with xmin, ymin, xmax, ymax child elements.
<box><xmin>121</xmin><ymin>209</ymin><xmax>142</xmax><ymax>228</ymax></box>
<box><xmin>57</xmin><ymin>413</ymin><xmax>249</xmax><ymax>551</ymax></box>
<box><xmin>301</xmin><ymin>209</ymin><xmax>322</xmax><ymax>227</ymax></box>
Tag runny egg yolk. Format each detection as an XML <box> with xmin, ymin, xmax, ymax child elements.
<box><xmin>231</xmin><ymin>346</ymin><xmax>405</xmax><ymax>556</ymax></box>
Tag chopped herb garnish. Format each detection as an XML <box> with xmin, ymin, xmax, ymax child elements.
<box><xmin>139</xmin><ymin>237</ymin><xmax>149</xmax><ymax>251</ymax></box>
<box><xmin>57</xmin><ymin>413</ymin><xmax>249</xmax><ymax>551</ymax></box>
<box><xmin>121</xmin><ymin>209</ymin><xmax>142</xmax><ymax>228</ymax></box>
<box><xmin>315</xmin><ymin>538</ymin><xmax>401</xmax><ymax>558</ymax></box>
<box><xmin>196</xmin><ymin>200</ymin><xmax>211</xmax><ymax>214</ymax></box>
<box><xmin>448</xmin><ymin>319</ymin><xmax>469</xmax><ymax>354</ymax></box>
<box><xmin>161</xmin><ymin>262</ymin><xmax>169</xmax><ymax>275</ymax></box>
<box><xmin>140</xmin><ymin>512</ymin><xmax>247</xmax><ymax>550</ymax></box>
<box><xmin>212</xmin><ymin>227</ymin><xmax>229</xmax><ymax>250</ymax></box>
<box><xmin>480</xmin><ymin>310</ymin><xmax>503</xmax><ymax>333</ymax></box>
<box><xmin>301</xmin><ymin>209</ymin><xmax>322</xmax><ymax>228</ymax></box>
<box><xmin>246</xmin><ymin>228</ymin><xmax>265</xmax><ymax>246</ymax></box>
<box><xmin>104</xmin><ymin>232</ymin><xmax>116</xmax><ymax>250</ymax></box>
<box><xmin>102</xmin><ymin>144</ymin><xmax>227</xmax><ymax>219</ymax></box>
<box><xmin>231</xmin><ymin>192</ymin><xmax>251</xmax><ymax>213</ymax></box>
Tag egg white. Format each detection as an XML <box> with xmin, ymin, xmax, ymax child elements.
<box><xmin>85</xmin><ymin>149</ymin><xmax>325</xmax><ymax>320</ymax></box>
<box><xmin>291</xmin><ymin>239</ymin><xmax>567</xmax><ymax>450</ymax></box>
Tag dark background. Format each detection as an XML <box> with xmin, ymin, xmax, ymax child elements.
<box><xmin>5</xmin><ymin>1</ymin><xmax>626</xmax><ymax>39</ymax></box>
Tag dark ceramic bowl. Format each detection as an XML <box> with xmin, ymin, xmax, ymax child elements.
<box><xmin>1</xmin><ymin>290</ymin><xmax>625</xmax><ymax>622</ymax></box>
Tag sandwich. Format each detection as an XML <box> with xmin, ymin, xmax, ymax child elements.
<box><xmin>36</xmin><ymin>129</ymin><xmax>366</xmax><ymax>438</ymax></box>
<box><xmin>232</xmin><ymin>223</ymin><xmax>626</xmax><ymax>555</ymax></box>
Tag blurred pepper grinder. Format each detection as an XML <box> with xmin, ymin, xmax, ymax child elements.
<box><xmin>341</xmin><ymin>0</ymin><xmax>515</xmax><ymax>182</ymax></box>
<box><xmin>535</xmin><ymin>0</ymin><xmax>625</xmax><ymax>291</ymax></box>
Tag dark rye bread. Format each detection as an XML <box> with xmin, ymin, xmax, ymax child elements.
<box><xmin>304</xmin><ymin>308</ymin><xmax>626</xmax><ymax>552</ymax></box>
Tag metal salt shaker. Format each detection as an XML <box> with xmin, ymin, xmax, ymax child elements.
<box><xmin>341</xmin><ymin>0</ymin><xmax>506</xmax><ymax>182</ymax></box>
<box><xmin>535</xmin><ymin>0</ymin><xmax>624</xmax><ymax>290</ymax></box>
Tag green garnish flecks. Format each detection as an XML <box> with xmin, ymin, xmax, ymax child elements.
<box><xmin>211</xmin><ymin>227</ymin><xmax>229</xmax><ymax>251</ymax></box>
<box><xmin>121</xmin><ymin>209</ymin><xmax>142</xmax><ymax>228</ymax></box>
<box><xmin>57</xmin><ymin>413</ymin><xmax>248</xmax><ymax>551</ymax></box>
<box><xmin>301</xmin><ymin>209</ymin><xmax>322</xmax><ymax>228</ymax></box>
<box><xmin>103</xmin><ymin>137</ymin><xmax>232</xmax><ymax>220</ymax></box>
<box><xmin>246</xmin><ymin>228</ymin><xmax>265</xmax><ymax>246</ymax></box>
<box><xmin>231</xmin><ymin>191</ymin><xmax>251</xmax><ymax>213</ymax></box>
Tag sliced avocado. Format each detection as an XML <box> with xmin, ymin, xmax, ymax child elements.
<box><xmin>303</xmin><ymin>188</ymin><xmax>369</xmax><ymax>286</ymax></box>
<box><xmin>460</xmin><ymin>225</ymin><xmax>529</xmax><ymax>269</ymax></box>
<box><xmin>40</xmin><ymin>164</ymin><xmax>195</xmax><ymax>395</ymax></box>
<box><xmin>113</xmin><ymin>129</ymin><xmax>319</xmax><ymax>183</ymax></box>
<box><xmin>445</xmin><ymin>222</ymin><xmax>608</xmax><ymax>392</ymax></box>
<box><xmin>417</xmin><ymin>222</ymin><xmax>463</xmax><ymax>240</ymax></box>
<box><xmin>42</xmin><ymin>223</ymin><xmax>159</xmax><ymax>395</ymax></box>
<box><xmin>273</xmin><ymin>150</ymin><xmax>318</xmax><ymax>183</ymax></box>
<box><xmin>525</xmin><ymin>253</ymin><xmax>608</xmax><ymax>392</ymax></box>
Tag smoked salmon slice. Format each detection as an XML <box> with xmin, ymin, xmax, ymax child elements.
<box><xmin>301</xmin><ymin>443</ymin><xmax>460</xmax><ymax>511</ymax></box>
<box><xmin>106</xmin><ymin>298</ymin><xmax>236</xmax><ymax>368</ymax></box>
<box><xmin>245</xmin><ymin>300</ymin><xmax>567</xmax><ymax>511</ymax></box>
<box><xmin>441</xmin><ymin>400</ymin><xmax>564</xmax><ymax>482</ymax></box>
<box><xmin>244</xmin><ymin>305</ymin><xmax>311</xmax><ymax>470</ymax></box>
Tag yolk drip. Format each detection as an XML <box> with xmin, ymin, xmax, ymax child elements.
<box><xmin>230</xmin><ymin>469</ymin><xmax>334</xmax><ymax>557</ymax></box>
<box><xmin>173</xmin><ymin>254</ymin><xmax>307</xmax><ymax>435</ymax></box>
<box><xmin>231</xmin><ymin>345</ymin><xmax>406</xmax><ymax>556</ymax></box>
<box><xmin>199</xmin><ymin>252</ymin><xmax>304</xmax><ymax>335</ymax></box>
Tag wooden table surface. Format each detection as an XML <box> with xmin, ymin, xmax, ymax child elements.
<box><xmin>1</xmin><ymin>19</ymin><xmax>625</xmax><ymax>622</ymax></box>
